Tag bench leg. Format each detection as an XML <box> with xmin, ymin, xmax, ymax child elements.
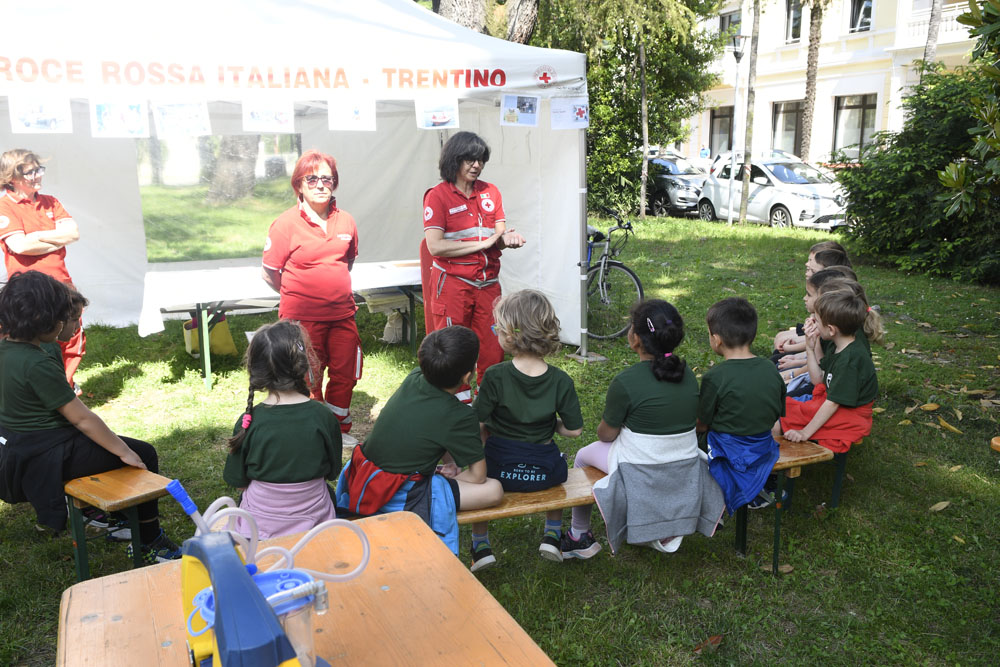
<box><xmin>734</xmin><ymin>505</ymin><xmax>748</xmax><ymax>556</ymax></box>
<box><xmin>772</xmin><ymin>475</ymin><xmax>787</xmax><ymax>575</ymax></box>
<box><xmin>783</xmin><ymin>476</ymin><xmax>797</xmax><ymax>512</ymax></box>
<box><xmin>830</xmin><ymin>452</ymin><xmax>849</xmax><ymax>509</ymax></box>
<box><xmin>67</xmin><ymin>499</ymin><xmax>90</xmax><ymax>582</ymax></box>
<box><xmin>124</xmin><ymin>506</ymin><xmax>144</xmax><ymax>569</ymax></box>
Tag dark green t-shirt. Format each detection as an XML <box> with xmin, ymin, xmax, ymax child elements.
<box><xmin>475</xmin><ymin>361</ymin><xmax>583</xmax><ymax>444</ymax></box>
<box><xmin>602</xmin><ymin>360</ymin><xmax>699</xmax><ymax>435</ymax></box>
<box><xmin>821</xmin><ymin>330</ymin><xmax>870</xmax><ymax>357</ymax></box>
<box><xmin>698</xmin><ymin>356</ymin><xmax>786</xmax><ymax>435</ymax></box>
<box><xmin>0</xmin><ymin>339</ymin><xmax>75</xmax><ymax>431</ymax></box>
<box><xmin>223</xmin><ymin>400</ymin><xmax>343</xmax><ymax>488</ymax></box>
<box><xmin>362</xmin><ymin>368</ymin><xmax>485</xmax><ymax>475</ymax></box>
<box><xmin>819</xmin><ymin>337</ymin><xmax>878</xmax><ymax>407</ymax></box>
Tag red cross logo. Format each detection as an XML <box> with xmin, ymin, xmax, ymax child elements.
<box><xmin>575</xmin><ymin>107</ymin><xmax>587</xmax><ymax>119</ymax></box>
<box><xmin>534</xmin><ymin>65</ymin><xmax>556</xmax><ymax>88</ymax></box>
<box><xmin>538</xmin><ymin>72</ymin><xmax>551</xmax><ymax>84</ymax></box>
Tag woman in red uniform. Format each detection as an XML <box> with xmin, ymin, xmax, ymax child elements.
<box><xmin>262</xmin><ymin>150</ymin><xmax>361</xmax><ymax>445</ymax></box>
<box><xmin>423</xmin><ymin>132</ymin><xmax>525</xmax><ymax>398</ymax></box>
<box><xmin>0</xmin><ymin>149</ymin><xmax>85</xmax><ymax>393</ymax></box>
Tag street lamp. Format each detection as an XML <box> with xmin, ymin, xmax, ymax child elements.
<box><xmin>727</xmin><ymin>33</ymin><xmax>746</xmax><ymax>226</ymax></box>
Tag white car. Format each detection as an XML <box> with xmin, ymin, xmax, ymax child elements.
<box><xmin>698</xmin><ymin>158</ymin><xmax>847</xmax><ymax>230</ymax></box>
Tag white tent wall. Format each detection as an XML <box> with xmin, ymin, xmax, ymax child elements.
<box><xmin>0</xmin><ymin>99</ymin><xmax>147</xmax><ymax>328</ymax></box>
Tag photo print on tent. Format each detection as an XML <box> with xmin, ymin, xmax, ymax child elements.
<box><xmin>242</xmin><ymin>100</ymin><xmax>295</xmax><ymax>133</ymax></box>
<box><xmin>329</xmin><ymin>96</ymin><xmax>376</xmax><ymax>132</ymax></box>
<box><xmin>8</xmin><ymin>97</ymin><xmax>73</xmax><ymax>134</ymax></box>
<box><xmin>414</xmin><ymin>99</ymin><xmax>459</xmax><ymax>130</ymax></box>
<box><xmin>151</xmin><ymin>102</ymin><xmax>212</xmax><ymax>138</ymax></box>
<box><xmin>550</xmin><ymin>97</ymin><xmax>589</xmax><ymax>131</ymax></box>
<box><xmin>499</xmin><ymin>94</ymin><xmax>539</xmax><ymax>128</ymax></box>
<box><xmin>90</xmin><ymin>101</ymin><xmax>150</xmax><ymax>138</ymax></box>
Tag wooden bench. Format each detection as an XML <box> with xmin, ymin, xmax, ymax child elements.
<box><xmin>64</xmin><ymin>467</ymin><xmax>172</xmax><ymax>582</ymax></box>
<box><xmin>457</xmin><ymin>465</ymin><xmax>606</xmax><ymax>525</ymax></box>
<box><xmin>734</xmin><ymin>437</ymin><xmax>835</xmax><ymax>574</ymax></box>
<box><xmin>991</xmin><ymin>436</ymin><xmax>1000</xmax><ymax>453</ymax></box>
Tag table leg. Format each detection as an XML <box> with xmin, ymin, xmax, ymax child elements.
<box><xmin>196</xmin><ymin>303</ymin><xmax>212</xmax><ymax>389</ymax></box>
<box><xmin>407</xmin><ymin>290</ymin><xmax>417</xmax><ymax>355</ymax></box>
<box><xmin>830</xmin><ymin>452</ymin><xmax>849</xmax><ymax>509</ymax></box>
<box><xmin>734</xmin><ymin>505</ymin><xmax>748</xmax><ymax>556</ymax></box>
<box><xmin>772</xmin><ymin>474</ymin><xmax>787</xmax><ymax>575</ymax></box>
<box><xmin>125</xmin><ymin>506</ymin><xmax>143</xmax><ymax>569</ymax></box>
<box><xmin>67</xmin><ymin>500</ymin><xmax>90</xmax><ymax>582</ymax></box>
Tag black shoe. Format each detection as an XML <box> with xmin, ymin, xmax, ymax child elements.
<box><xmin>748</xmin><ymin>488</ymin><xmax>789</xmax><ymax>510</ymax></box>
<box><xmin>539</xmin><ymin>533</ymin><xmax>563</xmax><ymax>562</ymax></box>
<box><xmin>470</xmin><ymin>543</ymin><xmax>496</xmax><ymax>572</ymax></box>
<box><xmin>126</xmin><ymin>530</ymin><xmax>182</xmax><ymax>564</ymax></box>
<box><xmin>560</xmin><ymin>530</ymin><xmax>602</xmax><ymax>560</ymax></box>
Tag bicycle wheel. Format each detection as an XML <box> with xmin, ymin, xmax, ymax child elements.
<box><xmin>586</xmin><ymin>262</ymin><xmax>644</xmax><ymax>339</ymax></box>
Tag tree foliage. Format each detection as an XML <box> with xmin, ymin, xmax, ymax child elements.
<box><xmin>837</xmin><ymin>63</ymin><xmax>999</xmax><ymax>283</ymax></box>
<box><xmin>532</xmin><ymin>0</ymin><xmax>724</xmax><ymax>212</ymax></box>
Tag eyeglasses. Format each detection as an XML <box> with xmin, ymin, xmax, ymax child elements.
<box><xmin>20</xmin><ymin>166</ymin><xmax>45</xmax><ymax>179</ymax></box>
<box><xmin>304</xmin><ymin>175</ymin><xmax>334</xmax><ymax>188</ymax></box>
<box><xmin>462</xmin><ymin>158</ymin><xmax>486</xmax><ymax>167</ymax></box>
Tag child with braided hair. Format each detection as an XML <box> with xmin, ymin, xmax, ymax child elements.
<box><xmin>222</xmin><ymin>320</ymin><xmax>342</xmax><ymax>538</ymax></box>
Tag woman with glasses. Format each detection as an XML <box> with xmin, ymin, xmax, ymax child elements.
<box><xmin>423</xmin><ymin>132</ymin><xmax>525</xmax><ymax>400</ymax></box>
<box><xmin>262</xmin><ymin>150</ymin><xmax>361</xmax><ymax>445</ymax></box>
<box><xmin>0</xmin><ymin>149</ymin><xmax>85</xmax><ymax>393</ymax></box>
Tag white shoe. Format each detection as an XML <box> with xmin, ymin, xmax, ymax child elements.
<box><xmin>341</xmin><ymin>433</ymin><xmax>358</xmax><ymax>447</ymax></box>
<box><xmin>647</xmin><ymin>535</ymin><xmax>683</xmax><ymax>553</ymax></box>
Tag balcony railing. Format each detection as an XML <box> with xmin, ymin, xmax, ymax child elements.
<box><xmin>901</xmin><ymin>5</ymin><xmax>974</xmax><ymax>49</ymax></box>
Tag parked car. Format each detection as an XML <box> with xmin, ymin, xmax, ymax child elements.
<box><xmin>697</xmin><ymin>158</ymin><xmax>847</xmax><ymax>230</ymax></box>
<box><xmin>647</xmin><ymin>155</ymin><xmax>708</xmax><ymax>216</ymax></box>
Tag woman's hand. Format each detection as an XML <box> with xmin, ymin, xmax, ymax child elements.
<box><xmin>499</xmin><ymin>229</ymin><xmax>526</xmax><ymax>249</ymax></box>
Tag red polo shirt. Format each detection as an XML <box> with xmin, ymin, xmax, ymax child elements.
<box><xmin>263</xmin><ymin>202</ymin><xmax>359</xmax><ymax>322</ymax></box>
<box><xmin>0</xmin><ymin>191</ymin><xmax>73</xmax><ymax>283</ymax></box>
<box><xmin>423</xmin><ymin>180</ymin><xmax>505</xmax><ymax>282</ymax></box>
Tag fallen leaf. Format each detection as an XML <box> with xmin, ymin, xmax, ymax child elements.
<box><xmin>778</xmin><ymin>564</ymin><xmax>794</xmax><ymax>574</ymax></box>
<box><xmin>920</xmin><ymin>403</ymin><xmax>940</xmax><ymax>411</ymax></box>
<box><xmin>953</xmin><ymin>535</ymin><xmax>965</xmax><ymax>544</ymax></box>
<box><xmin>885</xmin><ymin>342</ymin><xmax>896</xmax><ymax>350</ymax></box>
<box><xmin>905</xmin><ymin>405</ymin><xmax>918</xmax><ymax>414</ymax></box>
<box><xmin>929</xmin><ymin>501</ymin><xmax>951</xmax><ymax>512</ymax></box>
<box><xmin>954</xmin><ymin>409</ymin><xmax>963</xmax><ymax>421</ymax></box>
<box><xmin>955</xmin><ymin>333</ymin><xmax>969</xmax><ymax>338</ymax></box>
<box><xmin>846</xmin><ymin>473</ymin><xmax>855</xmax><ymax>482</ymax></box>
<box><xmin>872</xmin><ymin>407</ymin><xmax>886</xmax><ymax>414</ymax></box>
<box><xmin>693</xmin><ymin>635</ymin><xmax>723</xmax><ymax>655</ymax></box>
<box><xmin>895</xmin><ymin>301</ymin><xmax>905</xmax><ymax>306</ymax></box>
<box><xmin>894</xmin><ymin>363</ymin><xmax>910</xmax><ymax>369</ymax></box>
<box><xmin>918</xmin><ymin>322</ymin><xmax>932</xmax><ymax>328</ymax></box>
<box><xmin>898</xmin><ymin>419</ymin><xmax>912</xmax><ymax>426</ymax></box>
<box><xmin>914</xmin><ymin>461</ymin><xmax>927</xmax><ymax>467</ymax></box>
<box><xmin>939</xmin><ymin>417</ymin><xmax>963</xmax><ymax>434</ymax></box>
<box><xmin>965</xmin><ymin>389</ymin><xmax>989</xmax><ymax>397</ymax></box>
<box><xmin>949</xmin><ymin>464</ymin><xmax>963</xmax><ymax>472</ymax></box>
<box><xmin>923</xmin><ymin>422</ymin><xmax>941</xmax><ymax>429</ymax></box>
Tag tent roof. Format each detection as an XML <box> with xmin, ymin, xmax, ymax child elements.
<box><xmin>3</xmin><ymin>0</ymin><xmax>586</xmax><ymax>101</ymax></box>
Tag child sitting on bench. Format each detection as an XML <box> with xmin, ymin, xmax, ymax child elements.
<box><xmin>470</xmin><ymin>289</ymin><xmax>583</xmax><ymax>570</ymax></box>
<box><xmin>223</xmin><ymin>320</ymin><xmax>343</xmax><ymax>538</ymax></box>
<box><xmin>335</xmin><ymin>325</ymin><xmax>502</xmax><ymax>554</ymax></box>
<box><xmin>0</xmin><ymin>271</ymin><xmax>181</xmax><ymax>563</ymax></box>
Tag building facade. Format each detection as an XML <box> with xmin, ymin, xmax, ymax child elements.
<box><xmin>680</xmin><ymin>0</ymin><xmax>976</xmax><ymax>164</ymax></box>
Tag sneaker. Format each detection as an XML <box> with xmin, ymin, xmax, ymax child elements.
<box><xmin>470</xmin><ymin>543</ymin><xmax>496</xmax><ymax>572</ymax></box>
<box><xmin>126</xmin><ymin>530</ymin><xmax>182</xmax><ymax>564</ymax></box>
<box><xmin>560</xmin><ymin>530</ymin><xmax>602</xmax><ymax>560</ymax></box>
<box><xmin>35</xmin><ymin>523</ymin><xmax>62</xmax><ymax>538</ymax></box>
<box><xmin>539</xmin><ymin>534</ymin><xmax>563</xmax><ymax>562</ymax></box>
<box><xmin>747</xmin><ymin>488</ymin><xmax>789</xmax><ymax>510</ymax></box>
<box><xmin>647</xmin><ymin>535</ymin><xmax>684</xmax><ymax>553</ymax></box>
<box><xmin>81</xmin><ymin>507</ymin><xmax>111</xmax><ymax>530</ymax></box>
<box><xmin>103</xmin><ymin>517</ymin><xmax>133</xmax><ymax>542</ymax></box>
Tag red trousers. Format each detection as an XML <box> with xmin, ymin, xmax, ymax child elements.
<box><xmin>780</xmin><ymin>384</ymin><xmax>873</xmax><ymax>453</ymax></box>
<box><xmin>428</xmin><ymin>267</ymin><xmax>503</xmax><ymax>391</ymax></box>
<box><xmin>58</xmin><ymin>320</ymin><xmax>86</xmax><ymax>389</ymax></box>
<box><xmin>298</xmin><ymin>317</ymin><xmax>362</xmax><ymax>434</ymax></box>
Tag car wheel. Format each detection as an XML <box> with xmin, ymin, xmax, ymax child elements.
<box><xmin>698</xmin><ymin>199</ymin><xmax>716</xmax><ymax>221</ymax></box>
<box><xmin>651</xmin><ymin>195</ymin><xmax>669</xmax><ymax>217</ymax></box>
<box><xmin>770</xmin><ymin>205</ymin><xmax>791</xmax><ymax>228</ymax></box>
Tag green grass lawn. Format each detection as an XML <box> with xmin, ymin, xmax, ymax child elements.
<box><xmin>2</xmin><ymin>217</ymin><xmax>998</xmax><ymax>665</ymax></box>
<box><xmin>141</xmin><ymin>179</ymin><xmax>295</xmax><ymax>262</ymax></box>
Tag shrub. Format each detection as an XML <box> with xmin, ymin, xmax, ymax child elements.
<box><xmin>836</xmin><ymin>63</ymin><xmax>1000</xmax><ymax>283</ymax></box>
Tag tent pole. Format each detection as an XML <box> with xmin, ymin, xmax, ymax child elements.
<box><xmin>578</xmin><ymin>128</ymin><xmax>589</xmax><ymax>357</ymax></box>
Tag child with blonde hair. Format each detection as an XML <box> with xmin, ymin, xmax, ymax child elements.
<box><xmin>470</xmin><ymin>289</ymin><xmax>583</xmax><ymax>570</ymax></box>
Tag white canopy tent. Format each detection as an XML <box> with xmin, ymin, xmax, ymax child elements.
<box><xmin>0</xmin><ymin>0</ymin><xmax>588</xmax><ymax>343</ymax></box>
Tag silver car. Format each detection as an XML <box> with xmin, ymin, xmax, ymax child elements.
<box><xmin>648</xmin><ymin>156</ymin><xmax>708</xmax><ymax>216</ymax></box>
<box><xmin>698</xmin><ymin>158</ymin><xmax>847</xmax><ymax>230</ymax></box>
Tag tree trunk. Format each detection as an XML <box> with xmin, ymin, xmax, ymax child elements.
<box><xmin>207</xmin><ymin>135</ymin><xmax>259</xmax><ymax>203</ymax></box>
<box><xmin>438</xmin><ymin>0</ymin><xmax>486</xmax><ymax>32</ymax></box>
<box><xmin>639</xmin><ymin>39</ymin><xmax>649</xmax><ymax>219</ymax></box>
<box><xmin>738</xmin><ymin>0</ymin><xmax>761</xmax><ymax>225</ymax></box>
<box><xmin>197</xmin><ymin>136</ymin><xmax>216</xmax><ymax>184</ymax></box>
<box><xmin>506</xmin><ymin>0</ymin><xmax>538</xmax><ymax>44</ymax></box>
<box><xmin>922</xmin><ymin>0</ymin><xmax>943</xmax><ymax>77</ymax></box>
<box><xmin>800</xmin><ymin>1</ymin><xmax>824</xmax><ymax>162</ymax></box>
<box><xmin>148</xmin><ymin>138</ymin><xmax>163</xmax><ymax>186</ymax></box>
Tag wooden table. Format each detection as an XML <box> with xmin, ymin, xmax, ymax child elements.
<box><xmin>58</xmin><ymin>512</ymin><xmax>552</xmax><ymax>666</ymax></box>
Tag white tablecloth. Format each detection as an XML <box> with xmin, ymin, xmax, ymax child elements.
<box><xmin>138</xmin><ymin>258</ymin><xmax>421</xmax><ymax>337</ymax></box>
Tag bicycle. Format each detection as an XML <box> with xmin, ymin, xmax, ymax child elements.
<box><xmin>584</xmin><ymin>208</ymin><xmax>644</xmax><ymax>339</ymax></box>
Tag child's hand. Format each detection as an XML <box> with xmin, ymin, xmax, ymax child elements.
<box><xmin>783</xmin><ymin>429</ymin><xmax>809</xmax><ymax>442</ymax></box>
<box><xmin>777</xmin><ymin>354</ymin><xmax>803</xmax><ymax>370</ymax></box>
<box><xmin>436</xmin><ymin>463</ymin><xmax>460</xmax><ymax>478</ymax></box>
<box><xmin>119</xmin><ymin>448</ymin><xmax>147</xmax><ymax>470</ymax></box>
